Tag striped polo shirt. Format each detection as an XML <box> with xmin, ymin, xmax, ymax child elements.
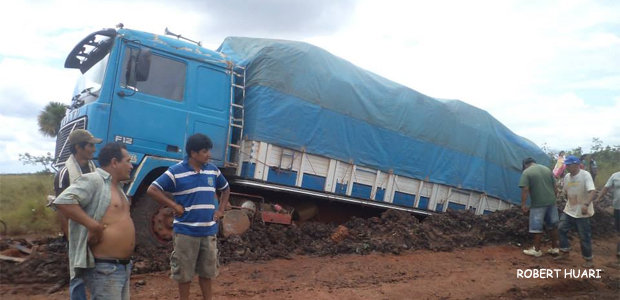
<box><xmin>151</xmin><ymin>158</ymin><xmax>229</xmax><ymax>237</ymax></box>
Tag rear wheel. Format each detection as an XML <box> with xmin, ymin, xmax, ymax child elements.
<box><xmin>131</xmin><ymin>193</ymin><xmax>174</xmax><ymax>249</ymax></box>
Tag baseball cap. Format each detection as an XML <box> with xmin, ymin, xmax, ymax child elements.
<box><xmin>68</xmin><ymin>129</ymin><xmax>102</xmax><ymax>145</ymax></box>
<box><xmin>522</xmin><ymin>157</ymin><xmax>536</xmax><ymax>170</ymax></box>
<box><xmin>564</xmin><ymin>155</ymin><xmax>580</xmax><ymax>165</ymax></box>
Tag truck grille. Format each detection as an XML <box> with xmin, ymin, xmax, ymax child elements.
<box><xmin>54</xmin><ymin>117</ymin><xmax>87</xmax><ymax>168</ymax></box>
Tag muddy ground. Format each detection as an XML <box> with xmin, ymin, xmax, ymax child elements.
<box><xmin>0</xmin><ymin>200</ymin><xmax>618</xmax><ymax>299</ymax></box>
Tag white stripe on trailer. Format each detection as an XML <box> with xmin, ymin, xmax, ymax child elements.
<box><xmin>385</xmin><ymin>173</ymin><xmax>395</xmax><ymax>204</ymax></box>
<box><xmin>325</xmin><ymin>158</ymin><xmax>337</xmax><ymax>193</ymax></box>
<box><xmin>237</xmin><ymin>140</ymin><xmax>513</xmax><ymax>213</ymax></box>
<box><xmin>295</xmin><ymin>151</ymin><xmax>306</xmax><ymax>187</ymax></box>
<box><xmin>346</xmin><ymin>165</ymin><xmax>355</xmax><ymax>196</ymax></box>
<box><xmin>414</xmin><ymin>180</ymin><xmax>424</xmax><ymax>208</ymax></box>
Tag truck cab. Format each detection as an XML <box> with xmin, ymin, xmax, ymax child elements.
<box><xmin>55</xmin><ymin>27</ymin><xmax>242</xmax><ymax>247</ymax></box>
<box><xmin>57</xmin><ymin>28</ymin><xmax>234</xmax><ymax>168</ymax></box>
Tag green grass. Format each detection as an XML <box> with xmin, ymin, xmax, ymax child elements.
<box><xmin>593</xmin><ymin>150</ymin><xmax>620</xmax><ymax>189</ymax></box>
<box><xmin>0</xmin><ymin>174</ymin><xmax>59</xmax><ymax>235</ymax></box>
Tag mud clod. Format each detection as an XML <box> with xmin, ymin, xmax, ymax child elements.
<box><xmin>0</xmin><ymin>204</ymin><xmax>615</xmax><ymax>285</ymax></box>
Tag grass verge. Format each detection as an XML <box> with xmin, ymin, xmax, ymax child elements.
<box><xmin>0</xmin><ymin>174</ymin><xmax>59</xmax><ymax>235</ymax></box>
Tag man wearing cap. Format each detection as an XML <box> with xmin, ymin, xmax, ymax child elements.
<box><xmin>519</xmin><ymin>157</ymin><xmax>560</xmax><ymax>257</ymax></box>
<box><xmin>595</xmin><ymin>171</ymin><xmax>620</xmax><ymax>266</ymax></box>
<box><xmin>53</xmin><ymin>142</ymin><xmax>135</xmax><ymax>300</ymax></box>
<box><xmin>52</xmin><ymin>129</ymin><xmax>101</xmax><ymax>300</ymax></box>
<box><xmin>556</xmin><ymin>155</ymin><xmax>597</xmax><ymax>268</ymax></box>
<box><xmin>54</xmin><ymin>129</ymin><xmax>103</xmax><ymax>235</ymax></box>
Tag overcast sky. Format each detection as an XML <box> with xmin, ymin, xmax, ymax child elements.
<box><xmin>1</xmin><ymin>0</ymin><xmax>619</xmax><ymax>173</ymax></box>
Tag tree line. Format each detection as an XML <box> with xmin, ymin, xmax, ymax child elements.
<box><xmin>544</xmin><ymin>138</ymin><xmax>620</xmax><ymax>188</ymax></box>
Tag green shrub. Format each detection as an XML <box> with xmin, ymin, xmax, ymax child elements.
<box><xmin>0</xmin><ymin>174</ymin><xmax>59</xmax><ymax>235</ymax></box>
<box><xmin>592</xmin><ymin>146</ymin><xmax>620</xmax><ymax>188</ymax></box>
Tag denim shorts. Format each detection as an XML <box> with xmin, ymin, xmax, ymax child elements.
<box><xmin>82</xmin><ymin>260</ymin><xmax>132</xmax><ymax>300</ymax></box>
<box><xmin>529</xmin><ymin>204</ymin><xmax>559</xmax><ymax>233</ymax></box>
<box><xmin>170</xmin><ymin>233</ymin><xmax>219</xmax><ymax>282</ymax></box>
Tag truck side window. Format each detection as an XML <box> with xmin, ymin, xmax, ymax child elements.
<box><xmin>121</xmin><ymin>48</ymin><xmax>186</xmax><ymax>101</ymax></box>
<box><xmin>195</xmin><ymin>66</ymin><xmax>229</xmax><ymax>112</ymax></box>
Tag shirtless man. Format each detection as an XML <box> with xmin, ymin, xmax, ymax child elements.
<box><xmin>54</xmin><ymin>142</ymin><xmax>135</xmax><ymax>299</ymax></box>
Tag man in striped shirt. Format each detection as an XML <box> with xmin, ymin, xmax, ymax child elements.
<box><xmin>147</xmin><ymin>133</ymin><xmax>230</xmax><ymax>300</ymax></box>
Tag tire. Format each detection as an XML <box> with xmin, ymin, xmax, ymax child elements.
<box><xmin>131</xmin><ymin>193</ymin><xmax>172</xmax><ymax>250</ymax></box>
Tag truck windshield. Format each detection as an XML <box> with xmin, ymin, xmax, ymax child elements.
<box><xmin>65</xmin><ymin>28</ymin><xmax>116</xmax><ymax>107</ymax></box>
<box><xmin>72</xmin><ymin>54</ymin><xmax>109</xmax><ymax>103</ymax></box>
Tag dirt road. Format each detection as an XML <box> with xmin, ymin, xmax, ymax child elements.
<box><xmin>2</xmin><ymin>237</ymin><xmax>618</xmax><ymax>299</ymax></box>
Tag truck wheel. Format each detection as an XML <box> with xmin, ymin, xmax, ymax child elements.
<box><xmin>131</xmin><ymin>193</ymin><xmax>174</xmax><ymax>249</ymax></box>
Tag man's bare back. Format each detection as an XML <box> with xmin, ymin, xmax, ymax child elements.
<box><xmin>92</xmin><ymin>185</ymin><xmax>135</xmax><ymax>259</ymax></box>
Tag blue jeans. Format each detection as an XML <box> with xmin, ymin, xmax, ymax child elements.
<box><xmin>69</xmin><ymin>276</ymin><xmax>86</xmax><ymax>300</ymax></box>
<box><xmin>83</xmin><ymin>261</ymin><xmax>132</xmax><ymax>300</ymax></box>
<box><xmin>529</xmin><ymin>204</ymin><xmax>559</xmax><ymax>233</ymax></box>
<box><xmin>558</xmin><ymin>213</ymin><xmax>592</xmax><ymax>260</ymax></box>
<box><xmin>615</xmin><ymin>209</ymin><xmax>620</xmax><ymax>256</ymax></box>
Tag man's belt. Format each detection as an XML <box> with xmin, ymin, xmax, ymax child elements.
<box><xmin>94</xmin><ymin>258</ymin><xmax>132</xmax><ymax>265</ymax></box>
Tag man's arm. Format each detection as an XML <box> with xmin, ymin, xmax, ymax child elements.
<box><xmin>552</xmin><ymin>175</ymin><xmax>559</xmax><ymax>198</ymax></box>
<box><xmin>584</xmin><ymin>172</ymin><xmax>597</xmax><ymax>206</ymax></box>
<box><xmin>53</xmin><ymin>175</ymin><xmax>104</xmax><ymax>244</ymax></box>
<box><xmin>147</xmin><ymin>185</ymin><xmax>183</xmax><ymax>215</ymax></box>
<box><xmin>214</xmin><ymin>187</ymin><xmax>231</xmax><ymax>220</ymax></box>
<box><xmin>520</xmin><ymin>186</ymin><xmax>529</xmax><ymax>213</ymax></box>
<box><xmin>595</xmin><ymin>186</ymin><xmax>609</xmax><ymax>203</ymax></box>
<box><xmin>580</xmin><ymin>189</ymin><xmax>597</xmax><ymax>215</ymax></box>
<box><xmin>56</xmin><ymin>204</ymin><xmax>105</xmax><ymax>245</ymax></box>
<box><xmin>586</xmin><ymin>190</ymin><xmax>597</xmax><ymax>205</ymax></box>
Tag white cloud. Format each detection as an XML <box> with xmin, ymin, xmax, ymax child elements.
<box><xmin>0</xmin><ymin>57</ymin><xmax>77</xmax><ymax>107</ymax></box>
<box><xmin>1</xmin><ymin>0</ymin><xmax>619</xmax><ymax>173</ymax></box>
<box><xmin>570</xmin><ymin>76</ymin><xmax>620</xmax><ymax>90</ymax></box>
<box><xmin>490</xmin><ymin>94</ymin><xmax>620</xmax><ymax>152</ymax></box>
<box><xmin>0</xmin><ymin>114</ymin><xmax>56</xmax><ymax>173</ymax></box>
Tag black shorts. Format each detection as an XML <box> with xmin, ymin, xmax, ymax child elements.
<box><xmin>615</xmin><ymin>209</ymin><xmax>620</xmax><ymax>233</ymax></box>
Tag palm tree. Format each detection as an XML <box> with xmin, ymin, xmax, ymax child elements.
<box><xmin>37</xmin><ymin>102</ymin><xmax>67</xmax><ymax>137</ymax></box>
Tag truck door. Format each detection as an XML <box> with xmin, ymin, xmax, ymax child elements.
<box><xmin>109</xmin><ymin>44</ymin><xmax>188</xmax><ymax>160</ymax></box>
<box><xmin>186</xmin><ymin>64</ymin><xmax>231</xmax><ymax>165</ymax></box>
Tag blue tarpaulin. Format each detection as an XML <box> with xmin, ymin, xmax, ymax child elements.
<box><xmin>218</xmin><ymin>37</ymin><xmax>550</xmax><ymax>204</ymax></box>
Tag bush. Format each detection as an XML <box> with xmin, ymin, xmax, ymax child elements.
<box><xmin>592</xmin><ymin>145</ymin><xmax>620</xmax><ymax>188</ymax></box>
<box><xmin>0</xmin><ymin>174</ymin><xmax>58</xmax><ymax>235</ymax></box>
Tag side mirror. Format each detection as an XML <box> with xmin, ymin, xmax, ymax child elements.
<box><xmin>135</xmin><ymin>48</ymin><xmax>151</xmax><ymax>82</ymax></box>
<box><xmin>126</xmin><ymin>48</ymin><xmax>152</xmax><ymax>87</ymax></box>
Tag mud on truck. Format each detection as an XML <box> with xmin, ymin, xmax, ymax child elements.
<box><xmin>54</xmin><ymin>25</ymin><xmax>549</xmax><ymax>249</ymax></box>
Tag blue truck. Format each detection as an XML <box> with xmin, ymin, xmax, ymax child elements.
<box><xmin>55</xmin><ymin>26</ymin><xmax>549</xmax><ymax>247</ymax></box>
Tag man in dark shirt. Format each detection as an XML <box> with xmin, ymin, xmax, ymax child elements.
<box><xmin>53</xmin><ymin>130</ymin><xmax>102</xmax><ymax>231</ymax></box>
<box><xmin>519</xmin><ymin>157</ymin><xmax>560</xmax><ymax>257</ymax></box>
<box><xmin>588</xmin><ymin>156</ymin><xmax>598</xmax><ymax>182</ymax></box>
<box><xmin>51</xmin><ymin>129</ymin><xmax>101</xmax><ymax>300</ymax></box>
